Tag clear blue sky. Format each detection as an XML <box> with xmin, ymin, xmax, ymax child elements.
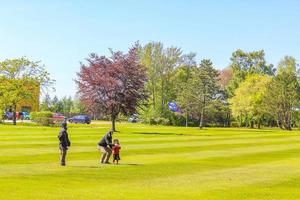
<box><xmin>1</xmin><ymin>0</ymin><xmax>299</xmax><ymax>98</ymax></box>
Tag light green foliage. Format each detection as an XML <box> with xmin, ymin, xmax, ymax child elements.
<box><xmin>40</xmin><ymin>94</ymin><xmax>52</xmax><ymax>111</ymax></box>
<box><xmin>174</xmin><ymin>54</ymin><xmax>197</xmax><ymax>126</ymax></box>
<box><xmin>138</xmin><ymin>42</ymin><xmax>182</xmax><ymax>121</ymax></box>
<box><xmin>227</xmin><ymin>49</ymin><xmax>275</xmax><ymax>97</ymax></box>
<box><xmin>263</xmin><ymin>56</ymin><xmax>300</xmax><ymax>130</ymax></box>
<box><xmin>1</xmin><ymin>124</ymin><xmax>300</xmax><ymax>199</ymax></box>
<box><xmin>30</xmin><ymin>111</ymin><xmax>54</xmax><ymax>126</ymax></box>
<box><xmin>230</xmin><ymin>74</ymin><xmax>271</xmax><ymax>128</ymax></box>
<box><xmin>41</xmin><ymin>95</ymin><xmax>76</xmax><ymax>114</ymax></box>
<box><xmin>70</xmin><ymin>96</ymin><xmax>86</xmax><ymax>114</ymax></box>
<box><xmin>30</xmin><ymin>111</ymin><xmax>53</xmax><ymax>120</ymax></box>
<box><xmin>0</xmin><ymin>57</ymin><xmax>54</xmax><ymax>124</ymax></box>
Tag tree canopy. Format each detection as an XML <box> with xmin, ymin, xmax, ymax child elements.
<box><xmin>76</xmin><ymin>43</ymin><xmax>147</xmax><ymax>131</ymax></box>
<box><xmin>0</xmin><ymin>57</ymin><xmax>54</xmax><ymax>125</ymax></box>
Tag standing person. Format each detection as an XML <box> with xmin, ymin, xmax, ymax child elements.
<box><xmin>58</xmin><ymin>121</ymin><xmax>71</xmax><ymax>166</ymax></box>
<box><xmin>112</xmin><ymin>139</ymin><xmax>121</xmax><ymax>164</ymax></box>
<box><xmin>98</xmin><ymin>129</ymin><xmax>114</xmax><ymax>164</ymax></box>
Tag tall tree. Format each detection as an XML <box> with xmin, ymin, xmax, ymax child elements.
<box><xmin>70</xmin><ymin>94</ymin><xmax>86</xmax><ymax>114</ymax></box>
<box><xmin>51</xmin><ymin>96</ymin><xmax>64</xmax><ymax>113</ymax></box>
<box><xmin>175</xmin><ymin>53</ymin><xmax>197</xmax><ymax>126</ymax></box>
<box><xmin>61</xmin><ymin>96</ymin><xmax>73</xmax><ymax>114</ymax></box>
<box><xmin>189</xmin><ymin>59</ymin><xmax>220</xmax><ymax>128</ymax></box>
<box><xmin>227</xmin><ymin>49</ymin><xmax>275</xmax><ymax>97</ymax></box>
<box><xmin>40</xmin><ymin>94</ymin><xmax>52</xmax><ymax>111</ymax></box>
<box><xmin>230</xmin><ymin>74</ymin><xmax>271</xmax><ymax>128</ymax></box>
<box><xmin>139</xmin><ymin>42</ymin><xmax>182</xmax><ymax>121</ymax></box>
<box><xmin>0</xmin><ymin>57</ymin><xmax>54</xmax><ymax>125</ymax></box>
<box><xmin>263</xmin><ymin>56</ymin><xmax>300</xmax><ymax>130</ymax></box>
<box><xmin>76</xmin><ymin>43</ymin><xmax>147</xmax><ymax>131</ymax></box>
<box><xmin>139</xmin><ymin>42</ymin><xmax>163</xmax><ymax>112</ymax></box>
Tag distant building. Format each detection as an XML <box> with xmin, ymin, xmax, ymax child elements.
<box><xmin>16</xmin><ymin>82</ymin><xmax>40</xmax><ymax>112</ymax></box>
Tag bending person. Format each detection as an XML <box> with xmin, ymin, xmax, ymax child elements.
<box><xmin>98</xmin><ymin>129</ymin><xmax>114</xmax><ymax>164</ymax></box>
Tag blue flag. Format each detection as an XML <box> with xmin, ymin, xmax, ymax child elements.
<box><xmin>168</xmin><ymin>102</ymin><xmax>182</xmax><ymax>113</ymax></box>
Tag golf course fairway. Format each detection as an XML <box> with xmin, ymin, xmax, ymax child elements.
<box><xmin>1</xmin><ymin>123</ymin><xmax>300</xmax><ymax>200</ymax></box>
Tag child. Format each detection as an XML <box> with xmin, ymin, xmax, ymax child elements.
<box><xmin>112</xmin><ymin>139</ymin><xmax>121</xmax><ymax>164</ymax></box>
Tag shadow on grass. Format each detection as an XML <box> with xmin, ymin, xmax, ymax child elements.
<box><xmin>72</xmin><ymin>163</ymin><xmax>143</xmax><ymax>168</ymax></box>
<box><xmin>117</xmin><ymin>163</ymin><xmax>143</xmax><ymax>166</ymax></box>
<box><xmin>132</xmin><ymin>132</ymin><xmax>210</xmax><ymax>137</ymax></box>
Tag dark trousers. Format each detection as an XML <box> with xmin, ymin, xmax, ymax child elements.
<box><xmin>60</xmin><ymin>146</ymin><xmax>68</xmax><ymax>166</ymax></box>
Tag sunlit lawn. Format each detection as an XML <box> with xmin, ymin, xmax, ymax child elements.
<box><xmin>1</xmin><ymin>123</ymin><xmax>300</xmax><ymax>200</ymax></box>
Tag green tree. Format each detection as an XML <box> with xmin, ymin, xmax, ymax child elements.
<box><xmin>175</xmin><ymin>66</ymin><xmax>196</xmax><ymax>126</ymax></box>
<box><xmin>139</xmin><ymin>42</ymin><xmax>182</xmax><ymax>122</ymax></box>
<box><xmin>174</xmin><ymin>53</ymin><xmax>197</xmax><ymax>126</ymax></box>
<box><xmin>40</xmin><ymin>94</ymin><xmax>52</xmax><ymax>111</ymax></box>
<box><xmin>263</xmin><ymin>56</ymin><xmax>300</xmax><ymax>130</ymax></box>
<box><xmin>0</xmin><ymin>57</ymin><xmax>54</xmax><ymax>125</ymax></box>
<box><xmin>70</xmin><ymin>95</ymin><xmax>86</xmax><ymax>114</ymax></box>
<box><xmin>189</xmin><ymin>59</ymin><xmax>220</xmax><ymax>128</ymax></box>
<box><xmin>227</xmin><ymin>49</ymin><xmax>275</xmax><ymax>97</ymax></box>
<box><xmin>51</xmin><ymin>96</ymin><xmax>64</xmax><ymax>113</ymax></box>
<box><xmin>61</xmin><ymin>96</ymin><xmax>73</xmax><ymax>114</ymax></box>
<box><xmin>229</xmin><ymin>74</ymin><xmax>271</xmax><ymax>128</ymax></box>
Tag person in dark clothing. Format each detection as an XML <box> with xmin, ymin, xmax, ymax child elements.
<box><xmin>58</xmin><ymin>121</ymin><xmax>71</xmax><ymax>166</ymax></box>
<box><xmin>98</xmin><ymin>129</ymin><xmax>114</xmax><ymax>164</ymax></box>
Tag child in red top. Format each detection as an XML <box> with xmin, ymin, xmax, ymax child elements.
<box><xmin>112</xmin><ymin>139</ymin><xmax>121</xmax><ymax>164</ymax></box>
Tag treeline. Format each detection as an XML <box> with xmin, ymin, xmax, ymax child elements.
<box><xmin>136</xmin><ymin>42</ymin><xmax>300</xmax><ymax>130</ymax></box>
<box><xmin>50</xmin><ymin>42</ymin><xmax>300</xmax><ymax>130</ymax></box>
<box><xmin>39</xmin><ymin>95</ymin><xmax>86</xmax><ymax>116</ymax></box>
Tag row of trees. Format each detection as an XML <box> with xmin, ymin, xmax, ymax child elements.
<box><xmin>76</xmin><ymin>42</ymin><xmax>300</xmax><ymax>130</ymax></box>
<box><xmin>138</xmin><ymin>43</ymin><xmax>225</xmax><ymax>128</ymax></box>
<box><xmin>2</xmin><ymin>43</ymin><xmax>299</xmax><ymax>130</ymax></box>
<box><xmin>230</xmin><ymin>55</ymin><xmax>300</xmax><ymax>130</ymax></box>
<box><xmin>39</xmin><ymin>94</ymin><xmax>86</xmax><ymax>115</ymax></box>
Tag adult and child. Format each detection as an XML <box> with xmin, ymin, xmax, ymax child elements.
<box><xmin>58</xmin><ymin>121</ymin><xmax>121</xmax><ymax>166</ymax></box>
<box><xmin>97</xmin><ymin>129</ymin><xmax>121</xmax><ymax>164</ymax></box>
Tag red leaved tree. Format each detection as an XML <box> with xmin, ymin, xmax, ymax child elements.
<box><xmin>75</xmin><ymin>44</ymin><xmax>147</xmax><ymax>131</ymax></box>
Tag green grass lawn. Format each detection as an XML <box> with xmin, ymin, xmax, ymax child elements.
<box><xmin>1</xmin><ymin>123</ymin><xmax>300</xmax><ymax>200</ymax></box>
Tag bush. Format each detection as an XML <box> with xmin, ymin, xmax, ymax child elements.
<box><xmin>230</xmin><ymin>121</ymin><xmax>240</xmax><ymax>128</ymax></box>
<box><xmin>150</xmin><ymin>117</ymin><xmax>170</xmax><ymax>125</ymax></box>
<box><xmin>30</xmin><ymin>111</ymin><xmax>53</xmax><ymax>120</ymax></box>
<box><xmin>30</xmin><ymin>111</ymin><xmax>62</xmax><ymax>126</ymax></box>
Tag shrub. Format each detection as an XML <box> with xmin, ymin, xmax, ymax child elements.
<box><xmin>31</xmin><ymin>111</ymin><xmax>56</xmax><ymax>126</ymax></box>
<box><xmin>230</xmin><ymin>121</ymin><xmax>240</xmax><ymax>128</ymax></box>
<box><xmin>150</xmin><ymin>117</ymin><xmax>170</xmax><ymax>125</ymax></box>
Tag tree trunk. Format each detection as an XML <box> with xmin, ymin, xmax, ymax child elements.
<box><xmin>284</xmin><ymin>113</ymin><xmax>292</xmax><ymax>131</ymax></box>
<box><xmin>226</xmin><ymin>111</ymin><xmax>231</xmax><ymax>127</ymax></box>
<box><xmin>277</xmin><ymin>120</ymin><xmax>283</xmax><ymax>129</ymax></box>
<box><xmin>238</xmin><ymin>116</ymin><xmax>242</xmax><ymax>128</ymax></box>
<box><xmin>257</xmin><ymin>118</ymin><xmax>261</xmax><ymax>129</ymax></box>
<box><xmin>161</xmin><ymin>79</ymin><xmax>164</xmax><ymax>116</ymax></box>
<box><xmin>111</xmin><ymin>114</ymin><xmax>116</xmax><ymax>132</ymax></box>
<box><xmin>13</xmin><ymin>104</ymin><xmax>17</xmax><ymax>125</ymax></box>
<box><xmin>152</xmin><ymin>84</ymin><xmax>156</xmax><ymax>109</ymax></box>
<box><xmin>199</xmin><ymin>108</ymin><xmax>204</xmax><ymax>129</ymax></box>
<box><xmin>250</xmin><ymin>120</ymin><xmax>254</xmax><ymax>128</ymax></box>
<box><xmin>245</xmin><ymin>117</ymin><xmax>248</xmax><ymax>127</ymax></box>
<box><xmin>185</xmin><ymin>112</ymin><xmax>188</xmax><ymax>127</ymax></box>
